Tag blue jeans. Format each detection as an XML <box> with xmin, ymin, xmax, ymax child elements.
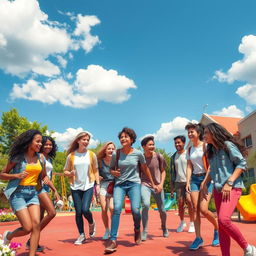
<box><xmin>110</xmin><ymin>181</ymin><xmax>141</xmax><ymax>241</ymax></box>
<box><xmin>141</xmin><ymin>184</ymin><xmax>167</xmax><ymax>231</ymax></box>
<box><xmin>71</xmin><ymin>187</ymin><xmax>94</xmax><ymax>234</ymax></box>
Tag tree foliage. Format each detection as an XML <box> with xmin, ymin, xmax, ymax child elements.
<box><xmin>0</xmin><ymin>108</ymin><xmax>49</xmax><ymax>154</ymax></box>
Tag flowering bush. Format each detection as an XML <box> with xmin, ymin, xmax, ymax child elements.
<box><xmin>0</xmin><ymin>235</ymin><xmax>21</xmax><ymax>256</ymax></box>
<box><xmin>0</xmin><ymin>209</ymin><xmax>17</xmax><ymax>222</ymax></box>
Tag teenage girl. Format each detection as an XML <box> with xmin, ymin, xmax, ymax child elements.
<box><xmin>97</xmin><ymin>142</ymin><xmax>116</xmax><ymax>240</ymax></box>
<box><xmin>203</xmin><ymin>123</ymin><xmax>256</xmax><ymax>256</ymax></box>
<box><xmin>0</xmin><ymin>130</ymin><xmax>56</xmax><ymax>256</ymax></box>
<box><xmin>64</xmin><ymin>131</ymin><xmax>100</xmax><ymax>245</ymax></box>
<box><xmin>26</xmin><ymin>136</ymin><xmax>61</xmax><ymax>251</ymax></box>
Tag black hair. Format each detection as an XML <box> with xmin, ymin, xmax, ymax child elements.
<box><xmin>141</xmin><ymin>136</ymin><xmax>154</xmax><ymax>147</ymax></box>
<box><xmin>205</xmin><ymin>123</ymin><xmax>246</xmax><ymax>159</ymax></box>
<box><xmin>40</xmin><ymin>136</ymin><xmax>58</xmax><ymax>159</ymax></box>
<box><xmin>174</xmin><ymin>135</ymin><xmax>186</xmax><ymax>143</ymax></box>
<box><xmin>185</xmin><ymin>122</ymin><xmax>205</xmax><ymax>141</ymax></box>
<box><xmin>118</xmin><ymin>127</ymin><xmax>137</xmax><ymax>145</ymax></box>
<box><xmin>9</xmin><ymin>129</ymin><xmax>42</xmax><ymax>161</ymax></box>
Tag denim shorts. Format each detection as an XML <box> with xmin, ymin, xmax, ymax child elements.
<box><xmin>190</xmin><ymin>174</ymin><xmax>213</xmax><ymax>193</ymax></box>
<box><xmin>100</xmin><ymin>180</ymin><xmax>113</xmax><ymax>197</ymax></box>
<box><xmin>10</xmin><ymin>185</ymin><xmax>39</xmax><ymax>213</ymax></box>
<box><xmin>38</xmin><ymin>184</ymin><xmax>51</xmax><ymax>195</ymax></box>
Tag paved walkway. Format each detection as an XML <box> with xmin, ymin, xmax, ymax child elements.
<box><xmin>1</xmin><ymin>210</ymin><xmax>255</xmax><ymax>256</ymax></box>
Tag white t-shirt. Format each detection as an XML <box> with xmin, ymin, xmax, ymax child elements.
<box><xmin>70</xmin><ymin>151</ymin><xmax>94</xmax><ymax>191</ymax></box>
<box><xmin>186</xmin><ymin>144</ymin><xmax>206</xmax><ymax>175</ymax></box>
<box><xmin>174</xmin><ymin>150</ymin><xmax>187</xmax><ymax>182</ymax></box>
<box><xmin>45</xmin><ymin>159</ymin><xmax>53</xmax><ymax>178</ymax></box>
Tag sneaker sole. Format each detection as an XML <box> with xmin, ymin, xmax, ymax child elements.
<box><xmin>105</xmin><ymin>248</ymin><xmax>117</xmax><ymax>253</ymax></box>
<box><xmin>189</xmin><ymin>243</ymin><xmax>204</xmax><ymax>250</ymax></box>
<box><xmin>74</xmin><ymin>240</ymin><xmax>86</xmax><ymax>245</ymax></box>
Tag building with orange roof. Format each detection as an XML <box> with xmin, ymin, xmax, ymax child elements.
<box><xmin>200</xmin><ymin>113</ymin><xmax>241</xmax><ymax>135</ymax></box>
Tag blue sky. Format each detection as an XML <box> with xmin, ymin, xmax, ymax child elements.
<box><xmin>0</xmin><ymin>0</ymin><xmax>256</xmax><ymax>153</ymax></box>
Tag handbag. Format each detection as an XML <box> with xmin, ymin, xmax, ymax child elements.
<box><xmin>107</xmin><ymin>149</ymin><xmax>120</xmax><ymax>195</ymax></box>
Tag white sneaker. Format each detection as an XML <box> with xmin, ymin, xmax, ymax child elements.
<box><xmin>176</xmin><ymin>221</ymin><xmax>187</xmax><ymax>233</ymax></box>
<box><xmin>244</xmin><ymin>245</ymin><xmax>256</xmax><ymax>256</ymax></box>
<box><xmin>188</xmin><ymin>222</ymin><xmax>195</xmax><ymax>233</ymax></box>
<box><xmin>102</xmin><ymin>229</ymin><xmax>110</xmax><ymax>240</ymax></box>
<box><xmin>74</xmin><ymin>233</ymin><xmax>86</xmax><ymax>245</ymax></box>
<box><xmin>3</xmin><ymin>231</ymin><xmax>11</xmax><ymax>245</ymax></box>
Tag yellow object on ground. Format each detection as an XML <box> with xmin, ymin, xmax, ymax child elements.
<box><xmin>237</xmin><ymin>184</ymin><xmax>256</xmax><ymax>221</ymax></box>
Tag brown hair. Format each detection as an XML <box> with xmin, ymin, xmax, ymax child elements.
<box><xmin>205</xmin><ymin>123</ymin><xmax>246</xmax><ymax>159</ymax></box>
<box><xmin>97</xmin><ymin>142</ymin><xmax>116</xmax><ymax>161</ymax></box>
<box><xmin>185</xmin><ymin>122</ymin><xmax>205</xmax><ymax>141</ymax></box>
<box><xmin>66</xmin><ymin>131</ymin><xmax>91</xmax><ymax>155</ymax></box>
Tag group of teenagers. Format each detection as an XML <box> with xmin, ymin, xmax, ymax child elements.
<box><xmin>0</xmin><ymin>123</ymin><xmax>256</xmax><ymax>256</ymax></box>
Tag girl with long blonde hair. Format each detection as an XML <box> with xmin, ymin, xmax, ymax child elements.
<box><xmin>64</xmin><ymin>131</ymin><xmax>100</xmax><ymax>245</ymax></box>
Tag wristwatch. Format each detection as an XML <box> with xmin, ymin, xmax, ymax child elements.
<box><xmin>226</xmin><ymin>180</ymin><xmax>234</xmax><ymax>186</ymax></box>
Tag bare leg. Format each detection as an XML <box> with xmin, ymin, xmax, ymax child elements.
<box><xmin>7</xmin><ymin>208</ymin><xmax>33</xmax><ymax>240</ymax></box>
<box><xmin>190</xmin><ymin>191</ymin><xmax>201</xmax><ymax>238</ymax></box>
<box><xmin>100</xmin><ymin>194</ymin><xmax>110</xmax><ymax>229</ymax></box>
<box><xmin>200</xmin><ymin>192</ymin><xmax>218</xmax><ymax>230</ymax></box>
<box><xmin>186</xmin><ymin>192</ymin><xmax>195</xmax><ymax>222</ymax></box>
<box><xmin>27</xmin><ymin>205</ymin><xmax>40</xmax><ymax>256</ymax></box>
<box><xmin>178</xmin><ymin>198</ymin><xmax>185</xmax><ymax>221</ymax></box>
<box><xmin>108</xmin><ymin>196</ymin><xmax>114</xmax><ymax>217</ymax></box>
<box><xmin>38</xmin><ymin>192</ymin><xmax>56</xmax><ymax>230</ymax></box>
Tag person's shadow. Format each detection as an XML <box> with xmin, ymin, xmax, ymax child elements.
<box><xmin>166</xmin><ymin>241</ymin><xmax>219</xmax><ymax>256</ymax></box>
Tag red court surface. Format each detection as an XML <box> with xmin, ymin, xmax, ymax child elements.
<box><xmin>1</xmin><ymin>210</ymin><xmax>255</xmax><ymax>256</ymax></box>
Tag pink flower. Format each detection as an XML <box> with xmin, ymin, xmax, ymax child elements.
<box><xmin>10</xmin><ymin>242</ymin><xmax>22</xmax><ymax>250</ymax></box>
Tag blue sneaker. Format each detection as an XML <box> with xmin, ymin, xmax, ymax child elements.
<box><xmin>189</xmin><ymin>237</ymin><xmax>204</xmax><ymax>250</ymax></box>
<box><xmin>212</xmin><ymin>230</ymin><xmax>220</xmax><ymax>246</ymax></box>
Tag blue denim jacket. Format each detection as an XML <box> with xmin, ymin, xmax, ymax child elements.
<box><xmin>209</xmin><ymin>141</ymin><xmax>246</xmax><ymax>192</ymax></box>
<box><xmin>4</xmin><ymin>154</ymin><xmax>44</xmax><ymax>199</ymax></box>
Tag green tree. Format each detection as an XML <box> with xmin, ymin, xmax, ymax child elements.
<box><xmin>155</xmin><ymin>148</ymin><xmax>172</xmax><ymax>193</ymax></box>
<box><xmin>52</xmin><ymin>151</ymin><xmax>70</xmax><ymax>195</ymax></box>
<box><xmin>0</xmin><ymin>108</ymin><xmax>49</xmax><ymax>154</ymax></box>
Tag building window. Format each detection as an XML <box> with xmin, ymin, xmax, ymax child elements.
<box><xmin>244</xmin><ymin>135</ymin><xmax>252</xmax><ymax>148</ymax></box>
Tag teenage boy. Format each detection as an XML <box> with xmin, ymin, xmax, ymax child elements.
<box><xmin>140</xmin><ymin>136</ymin><xmax>169</xmax><ymax>241</ymax></box>
<box><xmin>170</xmin><ymin>135</ymin><xmax>195</xmax><ymax>233</ymax></box>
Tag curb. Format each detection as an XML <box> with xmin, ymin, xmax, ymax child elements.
<box><xmin>0</xmin><ymin>220</ymin><xmax>19</xmax><ymax>227</ymax></box>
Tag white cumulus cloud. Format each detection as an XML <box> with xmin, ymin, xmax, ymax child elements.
<box><xmin>236</xmin><ymin>84</ymin><xmax>256</xmax><ymax>105</ymax></box>
<box><xmin>214</xmin><ymin>34</ymin><xmax>256</xmax><ymax>106</ymax></box>
<box><xmin>10</xmin><ymin>65</ymin><xmax>137</xmax><ymax>108</ymax></box>
<box><xmin>74</xmin><ymin>15</ymin><xmax>101</xmax><ymax>53</ymax></box>
<box><xmin>153</xmin><ymin>116</ymin><xmax>196</xmax><ymax>142</ymax></box>
<box><xmin>0</xmin><ymin>0</ymin><xmax>71</xmax><ymax>77</ymax></box>
<box><xmin>212</xmin><ymin>105</ymin><xmax>244</xmax><ymax>118</ymax></box>
<box><xmin>0</xmin><ymin>0</ymin><xmax>101</xmax><ymax>77</ymax></box>
<box><xmin>52</xmin><ymin>127</ymin><xmax>99</xmax><ymax>150</ymax></box>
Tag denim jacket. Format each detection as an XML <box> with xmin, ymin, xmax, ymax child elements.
<box><xmin>4</xmin><ymin>153</ymin><xmax>44</xmax><ymax>199</ymax></box>
<box><xmin>209</xmin><ymin>141</ymin><xmax>246</xmax><ymax>192</ymax></box>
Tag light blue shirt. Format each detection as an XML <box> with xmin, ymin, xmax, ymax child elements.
<box><xmin>209</xmin><ymin>141</ymin><xmax>246</xmax><ymax>191</ymax></box>
<box><xmin>110</xmin><ymin>148</ymin><xmax>146</xmax><ymax>185</ymax></box>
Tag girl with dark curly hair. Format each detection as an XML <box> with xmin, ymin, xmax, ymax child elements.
<box><xmin>0</xmin><ymin>130</ymin><xmax>56</xmax><ymax>256</ymax></box>
<box><xmin>26</xmin><ymin>136</ymin><xmax>61</xmax><ymax>251</ymax></box>
<box><xmin>203</xmin><ymin>123</ymin><xmax>256</xmax><ymax>256</ymax></box>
